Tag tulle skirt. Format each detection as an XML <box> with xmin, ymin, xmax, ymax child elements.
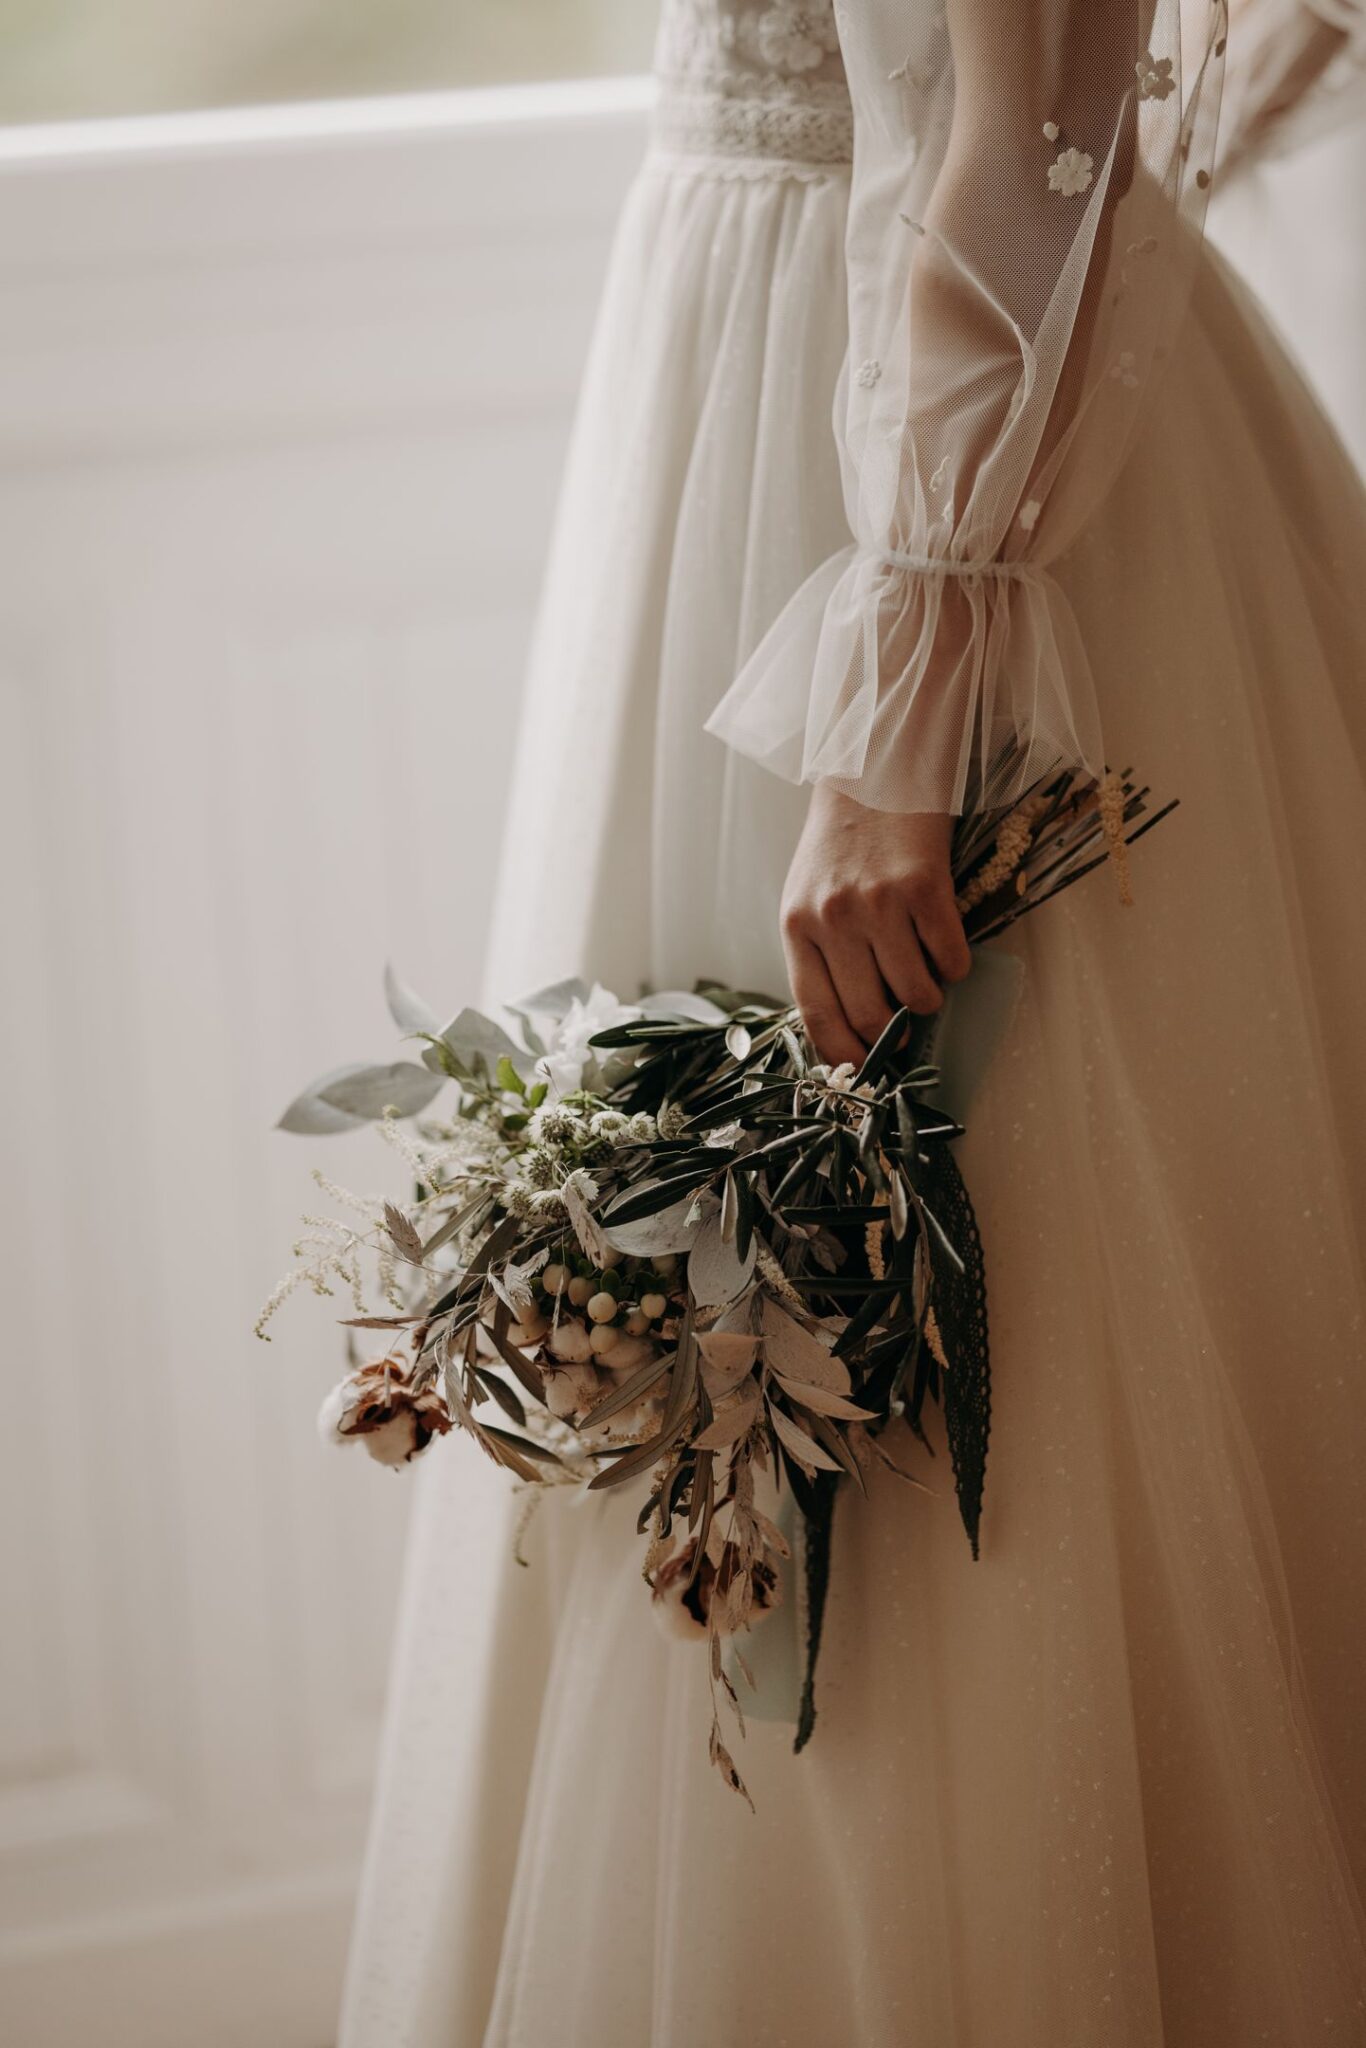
<box><xmin>338</xmin><ymin>148</ymin><xmax>1366</xmax><ymax>2047</ymax></box>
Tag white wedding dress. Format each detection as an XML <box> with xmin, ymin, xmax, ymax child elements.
<box><xmin>338</xmin><ymin>3</ymin><xmax>1366</xmax><ymax>2043</ymax></box>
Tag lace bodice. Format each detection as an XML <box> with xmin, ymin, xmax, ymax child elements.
<box><xmin>652</xmin><ymin>0</ymin><xmax>853</xmax><ymax>169</ymax></box>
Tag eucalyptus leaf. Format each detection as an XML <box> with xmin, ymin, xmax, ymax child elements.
<box><xmin>637</xmin><ymin>989</ymin><xmax>731</xmax><ymax>1025</ymax></box>
<box><xmin>424</xmin><ymin>1007</ymin><xmax>530</xmax><ymax>1081</ymax></box>
<box><xmin>277</xmin><ymin>1060</ymin><xmax>444</xmax><ymax>1134</ymax></box>
<box><xmin>508</xmin><ymin>975</ymin><xmax>591</xmax><ymax>1021</ymax></box>
<box><xmin>384</xmin><ymin>962</ymin><xmax>440</xmax><ymax>1038</ymax></box>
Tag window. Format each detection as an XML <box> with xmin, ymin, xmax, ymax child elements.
<box><xmin>0</xmin><ymin>0</ymin><xmax>656</xmax><ymax>126</ymax></box>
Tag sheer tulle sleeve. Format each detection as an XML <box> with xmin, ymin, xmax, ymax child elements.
<box><xmin>705</xmin><ymin>0</ymin><xmax>1228</xmax><ymax>814</ymax></box>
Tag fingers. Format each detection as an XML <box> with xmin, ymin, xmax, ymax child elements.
<box><xmin>907</xmin><ymin>870</ymin><xmax>973</xmax><ymax>987</ymax></box>
<box><xmin>871</xmin><ymin>910</ymin><xmax>943</xmax><ymax>1019</ymax></box>
<box><xmin>818</xmin><ymin>928</ymin><xmax>897</xmax><ymax>1048</ymax></box>
<box><xmin>784</xmin><ymin>934</ymin><xmax>866</xmax><ymax>1069</ymax></box>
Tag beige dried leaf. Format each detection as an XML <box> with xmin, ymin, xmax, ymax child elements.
<box><xmin>772</xmin><ymin>1372</ymin><xmax>876</xmax><ymax>1422</ymax></box>
<box><xmin>695</xmin><ymin>1330</ymin><xmax>760</xmax><ymax>1398</ymax></box>
<box><xmin>694</xmin><ymin>1382</ymin><xmax>761</xmax><ymax>1450</ymax></box>
<box><xmin>759</xmin><ymin>1297</ymin><xmax>851</xmax><ymax>1394</ymax></box>
<box><xmin>767</xmin><ymin>1398</ymin><xmax>844</xmax><ymax>1474</ymax></box>
<box><xmin>750</xmin><ymin>1508</ymin><xmax>792</xmax><ymax>1559</ymax></box>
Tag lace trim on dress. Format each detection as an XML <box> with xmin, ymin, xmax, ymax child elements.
<box><xmin>652</xmin><ymin>0</ymin><xmax>854</xmax><ymax>170</ymax></box>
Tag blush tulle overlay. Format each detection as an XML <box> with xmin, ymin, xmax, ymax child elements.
<box><xmin>337</xmin><ymin>8</ymin><xmax>1366</xmax><ymax>2044</ymax></box>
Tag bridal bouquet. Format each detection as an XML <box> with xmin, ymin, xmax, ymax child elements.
<box><xmin>263</xmin><ymin>763</ymin><xmax>1171</xmax><ymax>1800</ymax></box>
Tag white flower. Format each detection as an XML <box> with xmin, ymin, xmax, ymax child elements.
<box><xmin>317</xmin><ymin>1359</ymin><xmax>450</xmax><ymax>1467</ymax></box>
<box><xmin>527</xmin><ymin>1103</ymin><xmax>580</xmax><ymax>1144</ymax></box>
<box><xmin>657</xmin><ymin>1100</ymin><xmax>688</xmax><ymax>1141</ymax></box>
<box><xmin>755</xmin><ymin>3</ymin><xmax>840</xmax><ymax>74</ymax></box>
<box><xmin>1042</xmin><ymin>120</ymin><xmax>1060</xmax><ymax>141</ymax></box>
<box><xmin>627</xmin><ymin>1112</ymin><xmax>658</xmax><ymax>1144</ymax></box>
<box><xmin>542</xmin><ymin>1360</ymin><xmax>599</xmax><ymax>1417</ymax></box>
<box><xmin>1018</xmin><ymin>498</ymin><xmax>1042</xmax><ymax>533</ymax></box>
<box><xmin>536</xmin><ymin>983</ymin><xmax>640</xmax><ymax>1101</ymax></box>
<box><xmin>855</xmin><ymin>358</ymin><xmax>882</xmax><ymax>389</ymax></box>
<box><xmin>1109</xmin><ymin>350</ymin><xmax>1140</xmax><ymax>389</ymax></box>
<box><xmin>1047</xmin><ymin>147</ymin><xmax>1094</xmax><ymax>197</ymax></box>
<box><xmin>1135</xmin><ymin>53</ymin><xmax>1176</xmax><ymax>101</ymax></box>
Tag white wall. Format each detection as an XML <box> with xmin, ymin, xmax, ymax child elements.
<box><xmin>0</xmin><ymin>80</ymin><xmax>649</xmax><ymax>2048</ymax></box>
<box><xmin>1210</xmin><ymin>121</ymin><xmax>1366</xmax><ymax>470</ymax></box>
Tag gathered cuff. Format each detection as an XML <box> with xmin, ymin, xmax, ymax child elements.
<box><xmin>705</xmin><ymin>543</ymin><xmax>1106</xmax><ymax>816</ymax></box>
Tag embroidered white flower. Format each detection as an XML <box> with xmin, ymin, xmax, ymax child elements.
<box><xmin>855</xmin><ymin>358</ymin><xmax>882</xmax><ymax>389</ymax></box>
<box><xmin>1135</xmin><ymin>53</ymin><xmax>1176</xmax><ymax>101</ymax></box>
<box><xmin>1109</xmin><ymin>351</ymin><xmax>1140</xmax><ymax>389</ymax></box>
<box><xmin>1018</xmin><ymin>499</ymin><xmax>1042</xmax><ymax>533</ymax></box>
<box><xmin>1047</xmin><ymin>147</ymin><xmax>1094</xmax><ymax>196</ymax></box>
<box><xmin>1042</xmin><ymin>119</ymin><xmax>1060</xmax><ymax>141</ymax></box>
<box><xmin>755</xmin><ymin>2</ymin><xmax>841</xmax><ymax>74</ymax></box>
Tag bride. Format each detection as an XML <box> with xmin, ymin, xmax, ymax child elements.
<box><xmin>338</xmin><ymin>2</ymin><xmax>1366</xmax><ymax>2041</ymax></box>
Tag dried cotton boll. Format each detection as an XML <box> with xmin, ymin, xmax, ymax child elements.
<box><xmin>316</xmin><ymin>1380</ymin><xmax>353</xmax><ymax>1447</ymax></box>
<box><xmin>360</xmin><ymin>1412</ymin><xmax>425</xmax><ymax>1468</ymax></box>
<box><xmin>649</xmin><ymin>1544</ymin><xmax>709</xmax><ymax>1641</ymax></box>
<box><xmin>542</xmin><ymin>1363</ymin><xmax>600</xmax><ymax>1420</ymax></box>
<box><xmin>600</xmin><ymin>1334</ymin><xmax>654</xmax><ymax>1374</ymax></box>
<box><xmin>548</xmin><ymin>1318</ymin><xmax>593</xmax><ymax>1363</ymax></box>
<box><xmin>317</xmin><ymin>1358</ymin><xmax>451</xmax><ymax>1467</ymax></box>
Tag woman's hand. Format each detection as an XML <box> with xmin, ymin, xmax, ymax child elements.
<box><xmin>781</xmin><ymin>785</ymin><xmax>972</xmax><ymax>1068</ymax></box>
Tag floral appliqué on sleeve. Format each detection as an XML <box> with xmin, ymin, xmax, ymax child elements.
<box><xmin>1135</xmin><ymin>53</ymin><xmax>1176</xmax><ymax>101</ymax></box>
<box><xmin>1047</xmin><ymin>147</ymin><xmax>1094</xmax><ymax>196</ymax></box>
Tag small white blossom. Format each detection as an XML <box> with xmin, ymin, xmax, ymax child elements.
<box><xmin>657</xmin><ymin>1101</ymin><xmax>688</xmax><ymax>1141</ymax></box>
<box><xmin>855</xmin><ymin>358</ymin><xmax>882</xmax><ymax>389</ymax></box>
<box><xmin>1047</xmin><ymin>147</ymin><xmax>1094</xmax><ymax>197</ymax></box>
<box><xmin>1109</xmin><ymin>350</ymin><xmax>1140</xmax><ymax>389</ymax></box>
<box><xmin>1018</xmin><ymin>498</ymin><xmax>1042</xmax><ymax>533</ymax></box>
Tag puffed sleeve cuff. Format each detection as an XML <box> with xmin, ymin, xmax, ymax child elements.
<box><xmin>704</xmin><ymin>542</ymin><xmax>1106</xmax><ymax>815</ymax></box>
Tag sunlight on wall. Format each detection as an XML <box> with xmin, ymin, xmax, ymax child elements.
<box><xmin>0</xmin><ymin>0</ymin><xmax>656</xmax><ymax>124</ymax></box>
